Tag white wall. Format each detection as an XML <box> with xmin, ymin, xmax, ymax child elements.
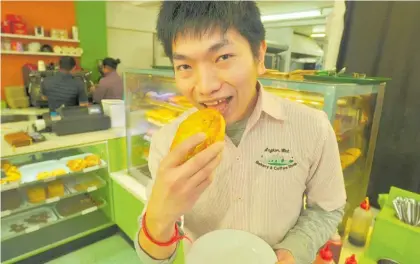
<box><xmin>106</xmin><ymin>1</ymin><xmax>171</xmax><ymax>72</ymax></box>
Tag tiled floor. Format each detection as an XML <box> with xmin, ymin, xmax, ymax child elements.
<box><xmin>47</xmin><ymin>234</ymin><xmax>139</xmax><ymax>264</ymax></box>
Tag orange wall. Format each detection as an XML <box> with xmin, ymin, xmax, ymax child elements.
<box><xmin>1</xmin><ymin>1</ymin><xmax>79</xmax><ymax>99</ymax></box>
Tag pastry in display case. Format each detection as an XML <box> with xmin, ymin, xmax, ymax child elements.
<box><xmin>123</xmin><ymin>69</ymin><xmax>387</xmax><ymax>235</ymax></box>
<box><xmin>0</xmin><ymin>142</ymin><xmax>112</xmax><ymax>263</ymax></box>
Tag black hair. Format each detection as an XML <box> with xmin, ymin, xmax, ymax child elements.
<box><xmin>102</xmin><ymin>57</ymin><xmax>121</xmax><ymax>69</ymax></box>
<box><xmin>156</xmin><ymin>1</ymin><xmax>265</xmax><ymax>60</ymax></box>
<box><xmin>59</xmin><ymin>56</ymin><xmax>76</xmax><ymax>71</ymax></box>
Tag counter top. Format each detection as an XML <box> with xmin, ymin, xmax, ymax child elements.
<box><xmin>1</xmin><ymin>108</ymin><xmax>49</xmax><ymax>116</ymax></box>
<box><xmin>1</xmin><ymin>121</ymin><xmax>126</xmax><ymax>158</ymax></box>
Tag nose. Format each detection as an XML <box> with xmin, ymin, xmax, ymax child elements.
<box><xmin>196</xmin><ymin>67</ymin><xmax>221</xmax><ymax>96</ymax></box>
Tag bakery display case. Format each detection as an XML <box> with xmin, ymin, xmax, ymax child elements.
<box><xmin>0</xmin><ymin>141</ymin><xmax>113</xmax><ymax>263</ymax></box>
<box><xmin>123</xmin><ymin>69</ymin><xmax>386</xmax><ymax>234</ymax></box>
<box><xmin>123</xmin><ymin>69</ymin><xmax>193</xmax><ymax>184</ymax></box>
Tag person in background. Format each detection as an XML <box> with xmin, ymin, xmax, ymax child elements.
<box><xmin>41</xmin><ymin>56</ymin><xmax>88</xmax><ymax>111</ymax></box>
<box><xmin>92</xmin><ymin>57</ymin><xmax>123</xmax><ymax>103</ymax></box>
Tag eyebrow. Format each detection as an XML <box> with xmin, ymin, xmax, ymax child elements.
<box><xmin>172</xmin><ymin>39</ymin><xmax>231</xmax><ymax>61</ymax></box>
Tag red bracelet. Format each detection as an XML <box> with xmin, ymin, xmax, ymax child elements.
<box><xmin>142</xmin><ymin>212</ymin><xmax>191</xmax><ymax>246</ymax></box>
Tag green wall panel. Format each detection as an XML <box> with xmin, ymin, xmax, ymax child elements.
<box><xmin>75</xmin><ymin>1</ymin><xmax>107</xmax><ymax>81</ymax></box>
<box><xmin>108</xmin><ymin>137</ymin><xmax>128</xmax><ymax>173</ymax></box>
<box><xmin>112</xmin><ymin>179</ymin><xmax>185</xmax><ymax>264</ymax></box>
<box><xmin>112</xmin><ymin>179</ymin><xmax>144</xmax><ymax>241</ymax></box>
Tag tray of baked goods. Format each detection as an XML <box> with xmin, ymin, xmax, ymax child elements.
<box><xmin>53</xmin><ymin>194</ymin><xmax>105</xmax><ymax>219</ymax></box>
<box><xmin>1</xmin><ymin>175</ymin><xmax>106</xmax><ymax>218</ymax></box>
<box><xmin>1</xmin><ymin>206</ymin><xmax>58</xmax><ymax>241</ymax></box>
<box><xmin>1</xmin><ymin>194</ymin><xmax>105</xmax><ymax>241</ymax></box>
<box><xmin>63</xmin><ymin>174</ymin><xmax>106</xmax><ymax>193</ymax></box>
<box><xmin>59</xmin><ymin>153</ymin><xmax>106</xmax><ymax>173</ymax></box>
<box><xmin>19</xmin><ymin>160</ymin><xmax>70</xmax><ymax>184</ymax></box>
<box><xmin>1</xmin><ymin>154</ymin><xmax>105</xmax><ymax>192</ymax></box>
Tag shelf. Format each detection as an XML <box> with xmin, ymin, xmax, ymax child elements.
<box><xmin>1</xmin><ymin>196</ymin><xmax>107</xmax><ymax>242</ymax></box>
<box><xmin>1</xmin><ymin>50</ymin><xmax>81</xmax><ymax>57</ymax></box>
<box><xmin>1</xmin><ymin>211</ymin><xmax>113</xmax><ymax>263</ymax></box>
<box><xmin>1</xmin><ymin>164</ymin><xmax>107</xmax><ymax>193</ymax></box>
<box><xmin>1</xmin><ymin>33</ymin><xmax>80</xmax><ymax>43</ymax></box>
<box><xmin>146</xmin><ymin>118</ymin><xmax>165</xmax><ymax>127</ymax></box>
<box><xmin>1</xmin><ymin>174</ymin><xmax>106</xmax><ymax>219</ymax></box>
<box><xmin>145</xmin><ymin>98</ymin><xmax>190</xmax><ymax>112</ymax></box>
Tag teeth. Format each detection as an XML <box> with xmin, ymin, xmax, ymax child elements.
<box><xmin>205</xmin><ymin>99</ymin><xmax>226</xmax><ymax>106</ymax></box>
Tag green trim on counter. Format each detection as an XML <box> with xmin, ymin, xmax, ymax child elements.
<box><xmin>112</xmin><ymin>177</ymin><xmax>144</xmax><ymax>241</ymax></box>
<box><xmin>75</xmin><ymin>1</ymin><xmax>108</xmax><ymax>81</ymax></box>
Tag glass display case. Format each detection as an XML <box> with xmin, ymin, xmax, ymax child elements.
<box><xmin>123</xmin><ymin>69</ymin><xmax>386</xmax><ymax>234</ymax></box>
<box><xmin>0</xmin><ymin>142</ymin><xmax>113</xmax><ymax>263</ymax></box>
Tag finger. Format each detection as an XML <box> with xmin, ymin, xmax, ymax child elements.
<box><xmin>161</xmin><ymin>133</ymin><xmax>207</xmax><ymax>169</ymax></box>
<box><xmin>184</xmin><ymin>153</ymin><xmax>221</xmax><ymax>191</ymax></box>
<box><xmin>189</xmin><ymin>172</ymin><xmax>213</xmax><ymax>201</ymax></box>
<box><xmin>179</xmin><ymin>141</ymin><xmax>224</xmax><ymax>177</ymax></box>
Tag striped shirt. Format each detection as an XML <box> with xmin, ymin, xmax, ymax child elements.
<box><xmin>41</xmin><ymin>71</ymin><xmax>88</xmax><ymax>111</ymax></box>
<box><xmin>136</xmin><ymin>85</ymin><xmax>346</xmax><ymax>263</ymax></box>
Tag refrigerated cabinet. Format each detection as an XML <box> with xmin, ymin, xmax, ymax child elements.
<box><xmin>1</xmin><ymin>141</ymin><xmax>113</xmax><ymax>263</ymax></box>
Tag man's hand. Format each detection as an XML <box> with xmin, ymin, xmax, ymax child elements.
<box><xmin>275</xmin><ymin>249</ymin><xmax>296</xmax><ymax>264</ymax></box>
<box><xmin>146</xmin><ymin>133</ymin><xmax>224</xmax><ymax>235</ymax></box>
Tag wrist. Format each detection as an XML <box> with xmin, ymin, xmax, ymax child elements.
<box><xmin>144</xmin><ymin>212</ymin><xmax>177</xmax><ymax>241</ymax></box>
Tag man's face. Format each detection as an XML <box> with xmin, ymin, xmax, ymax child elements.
<box><xmin>172</xmin><ymin>29</ymin><xmax>266</xmax><ymax>125</ymax></box>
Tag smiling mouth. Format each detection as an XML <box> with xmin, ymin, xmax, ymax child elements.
<box><xmin>199</xmin><ymin>96</ymin><xmax>233</xmax><ymax>114</ymax></box>
<box><xmin>200</xmin><ymin>96</ymin><xmax>233</xmax><ymax>107</ymax></box>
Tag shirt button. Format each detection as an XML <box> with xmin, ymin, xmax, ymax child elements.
<box><xmin>236</xmin><ymin>156</ymin><xmax>240</xmax><ymax>161</ymax></box>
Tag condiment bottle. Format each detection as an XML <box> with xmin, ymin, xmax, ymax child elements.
<box><xmin>345</xmin><ymin>254</ymin><xmax>357</xmax><ymax>264</ymax></box>
<box><xmin>327</xmin><ymin>232</ymin><xmax>343</xmax><ymax>263</ymax></box>
<box><xmin>348</xmin><ymin>197</ymin><xmax>373</xmax><ymax>246</ymax></box>
<box><xmin>338</xmin><ymin>201</ymin><xmax>351</xmax><ymax>235</ymax></box>
<box><xmin>314</xmin><ymin>245</ymin><xmax>335</xmax><ymax>264</ymax></box>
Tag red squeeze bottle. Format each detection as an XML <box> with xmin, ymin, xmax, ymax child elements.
<box><xmin>314</xmin><ymin>245</ymin><xmax>335</xmax><ymax>264</ymax></box>
<box><xmin>345</xmin><ymin>254</ymin><xmax>358</xmax><ymax>264</ymax></box>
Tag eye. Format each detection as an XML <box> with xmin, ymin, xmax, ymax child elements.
<box><xmin>175</xmin><ymin>64</ymin><xmax>191</xmax><ymax>71</ymax></box>
<box><xmin>216</xmin><ymin>54</ymin><xmax>233</xmax><ymax>62</ymax></box>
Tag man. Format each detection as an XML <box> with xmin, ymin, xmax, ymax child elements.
<box><xmin>136</xmin><ymin>2</ymin><xmax>346</xmax><ymax>264</ymax></box>
<box><xmin>92</xmin><ymin>57</ymin><xmax>123</xmax><ymax>103</ymax></box>
<box><xmin>41</xmin><ymin>56</ymin><xmax>88</xmax><ymax>111</ymax></box>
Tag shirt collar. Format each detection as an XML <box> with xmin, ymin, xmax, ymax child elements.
<box><xmin>248</xmin><ymin>81</ymin><xmax>286</xmax><ymax>124</ymax></box>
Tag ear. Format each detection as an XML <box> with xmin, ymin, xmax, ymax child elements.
<box><xmin>257</xmin><ymin>40</ymin><xmax>267</xmax><ymax>76</ymax></box>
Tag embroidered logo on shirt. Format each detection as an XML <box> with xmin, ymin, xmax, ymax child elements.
<box><xmin>256</xmin><ymin>147</ymin><xmax>298</xmax><ymax>170</ymax></box>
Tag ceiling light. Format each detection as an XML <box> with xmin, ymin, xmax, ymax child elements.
<box><xmin>310</xmin><ymin>33</ymin><xmax>326</xmax><ymax>38</ymax></box>
<box><xmin>262</xmin><ymin>10</ymin><xmax>322</xmax><ymax>23</ymax></box>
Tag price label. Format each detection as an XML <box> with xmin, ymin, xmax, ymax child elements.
<box><xmin>84</xmin><ymin>166</ymin><xmax>98</xmax><ymax>173</ymax></box>
<box><xmin>1</xmin><ymin>210</ymin><xmax>11</xmax><ymax>218</ymax></box>
<box><xmin>44</xmin><ymin>177</ymin><xmax>56</xmax><ymax>183</ymax></box>
<box><xmin>82</xmin><ymin>206</ymin><xmax>97</xmax><ymax>215</ymax></box>
<box><xmin>2</xmin><ymin>182</ymin><xmax>19</xmax><ymax>191</ymax></box>
<box><xmin>271</xmin><ymin>81</ymin><xmax>287</xmax><ymax>88</ymax></box>
<box><xmin>26</xmin><ymin>225</ymin><xmax>40</xmax><ymax>233</ymax></box>
<box><xmin>87</xmin><ymin>186</ymin><xmax>97</xmax><ymax>192</ymax></box>
<box><xmin>46</xmin><ymin>197</ymin><xmax>60</xmax><ymax>204</ymax></box>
